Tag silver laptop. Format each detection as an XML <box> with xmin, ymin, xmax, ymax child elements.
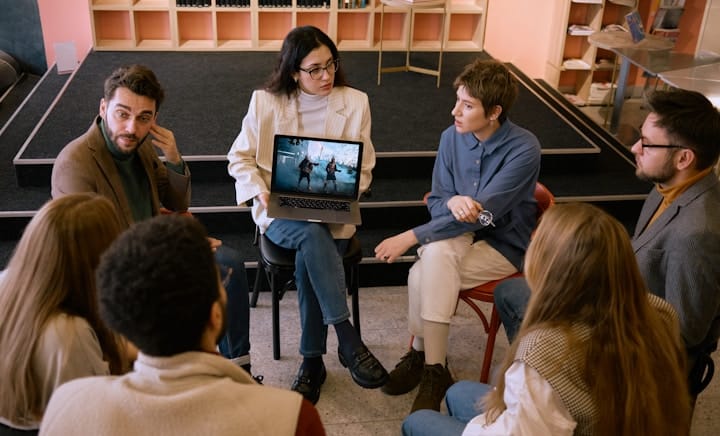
<box><xmin>267</xmin><ymin>134</ymin><xmax>364</xmax><ymax>225</ymax></box>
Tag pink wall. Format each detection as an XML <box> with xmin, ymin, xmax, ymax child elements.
<box><xmin>37</xmin><ymin>0</ymin><xmax>93</xmax><ymax>70</ymax></box>
<box><xmin>483</xmin><ymin>0</ymin><xmax>557</xmax><ymax>78</ymax></box>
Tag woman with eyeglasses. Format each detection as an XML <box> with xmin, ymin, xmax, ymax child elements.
<box><xmin>227</xmin><ymin>25</ymin><xmax>386</xmax><ymax>404</ymax></box>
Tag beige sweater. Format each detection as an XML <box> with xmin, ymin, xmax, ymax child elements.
<box><xmin>0</xmin><ymin>313</ymin><xmax>108</xmax><ymax>430</ymax></box>
<box><xmin>39</xmin><ymin>351</ymin><xmax>303</xmax><ymax>436</ymax></box>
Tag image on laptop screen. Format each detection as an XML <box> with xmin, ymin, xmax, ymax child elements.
<box><xmin>272</xmin><ymin>135</ymin><xmax>362</xmax><ymax>199</ymax></box>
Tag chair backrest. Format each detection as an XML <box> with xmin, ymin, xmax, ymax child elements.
<box><xmin>534</xmin><ymin>182</ymin><xmax>555</xmax><ymax>220</ymax></box>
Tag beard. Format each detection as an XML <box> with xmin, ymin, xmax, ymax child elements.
<box><xmin>636</xmin><ymin>156</ymin><xmax>677</xmax><ymax>185</ymax></box>
<box><xmin>102</xmin><ymin>116</ymin><xmax>143</xmax><ymax>154</ymax></box>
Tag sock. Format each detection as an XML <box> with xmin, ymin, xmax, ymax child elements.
<box><xmin>302</xmin><ymin>356</ymin><xmax>324</xmax><ymax>374</ymax></box>
<box><xmin>335</xmin><ymin>320</ymin><xmax>363</xmax><ymax>357</ymax></box>
<box><xmin>412</xmin><ymin>336</ymin><xmax>425</xmax><ymax>352</ymax></box>
<box><xmin>422</xmin><ymin>320</ymin><xmax>450</xmax><ymax>366</ymax></box>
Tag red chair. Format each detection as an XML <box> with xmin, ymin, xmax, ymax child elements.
<box><xmin>419</xmin><ymin>182</ymin><xmax>555</xmax><ymax>383</ymax></box>
<box><xmin>459</xmin><ymin>182</ymin><xmax>554</xmax><ymax>382</ymax></box>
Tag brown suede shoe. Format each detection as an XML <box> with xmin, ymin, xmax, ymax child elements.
<box><xmin>410</xmin><ymin>363</ymin><xmax>454</xmax><ymax>412</ymax></box>
<box><xmin>381</xmin><ymin>348</ymin><xmax>425</xmax><ymax>395</ymax></box>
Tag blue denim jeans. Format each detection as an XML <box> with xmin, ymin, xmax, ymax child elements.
<box><xmin>402</xmin><ymin>381</ymin><xmax>491</xmax><ymax>436</ymax></box>
<box><xmin>265</xmin><ymin>219</ymin><xmax>351</xmax><ymax>357</ymax></box>
<box><xmin>494</xmin><ymin>277</ymin><xmax>531</xmax><ymax>343</ymax></box>
<box><xmin>215</xmin><ymin>245</ymin><xmax>251</xmax><ymax>365</ymax></box>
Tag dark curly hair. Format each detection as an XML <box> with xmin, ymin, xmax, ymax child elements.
<box><xmin>104</xmin><ymin>64</ymin><xmax>165</xmax><ymax>112</ymax></box>
<box><xmin>96</xmin><ymin>215</ymin><xmax>219</xmax><ymax>356</ymax></box>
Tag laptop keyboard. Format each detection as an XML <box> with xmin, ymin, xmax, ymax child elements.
<box><xmin>279</xmin><ymin>196</ymin><xmax>351</xmax><ymax>212</ymax></box>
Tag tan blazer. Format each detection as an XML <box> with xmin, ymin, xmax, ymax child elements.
<box><xmin>51</xmin><ymin>116</ymin><xmax>191</xmax><ymax>228</ymax></box>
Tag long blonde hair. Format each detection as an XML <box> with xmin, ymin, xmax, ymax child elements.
<box><xmin>484</xmin><ymin>202</ymin><xmax>690</xmax><ymax>434</ymax></box>
<box><xmin>0</xmin><ymin>194</ymin><xmax>126</xmax><ymax>423</ymax></box>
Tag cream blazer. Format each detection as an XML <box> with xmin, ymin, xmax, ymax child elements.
<box><xmin>227</xmin><ymin>87</ymin><xmax>376</xmax><ymax>239</ymax></box>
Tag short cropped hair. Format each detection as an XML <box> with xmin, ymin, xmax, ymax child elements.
<box><xmin>453</xmin><ymin>59</ymin><xmax>519</xmax><ymax>123</ymax></box>
<box><xmin>104</xmin><ymin>64</ymin><xmax>165</xmax><ymax>112</ymax></box>
<box><xmin>646</xmin><ymin>89</ymin><xmax>720</xmax><ymax>170</ymax></box>
<box><xmin>96</xmin><ymin>215</ymin><xmax>219</xmax><ymax>356</ymax></box>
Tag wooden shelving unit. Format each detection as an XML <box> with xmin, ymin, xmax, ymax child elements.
<box><xmin>548</xmin><ymin>0</ymin><xmax>635</xmax><ymax>104</ymax></box>
<box><xmin>89</xmin><ymin>0</ymin><xmax>487</xmax><ymax>52</ymax></box>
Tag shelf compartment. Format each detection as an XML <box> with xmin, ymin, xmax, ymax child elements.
<box><xmin>445</xmin><ymin>12</ymin><xmax>482</xmax><ymax>50</ymax></box>
<box><xmin>93</xmin><ymin>10</ymin><xmax>134</xmax><ymax>48</ymax></box>
<box><xmin>337</xmin><ymin>11</ymin><xmax>371</xmax><ymax>49</ymax></box>
<box><xmin>296</xmin><ymin>11</ymin><xmax>330</xmax><ymax>33</ymax></box>
<box><xmin>92</xmin><ymin>0</ymin><xmax>131</xmax><ymax>6</ymax></box>
<box><xmin>133</xmin><ymin>11</ymin><xmax>172</xmax><ymax>48</ymax></box>
<box><xmin>374</xmin><ymin>12</ymin><xmax>407</xmax><ymax>49</ymax></box>
<box><xmin>216</xmin><ymin>11</ymin><xmax>251</xmax><ymax>49</ymax></box>
<box><xmin>133</xmin><ymin>0</ymin><xmax>169</xmax><ymax>8</ymax></box>
<box><xmin>448</xmin><ymin>0</ymin><xmax>484</xmax><ymax>13</ymax></box>
<box><xmin>177</xmin><ymin>11</ymin><xmax>214</xmax><ymax>49</ymax></box>
<box><xmin>258</xmin><ymin>11</ymin><xmax>293</xmax><ymax>49</ymax></box>
<box><xmin>411</xmin><ymin>12</ymin><xmax>443</xmax><ymax>50</ymax></box>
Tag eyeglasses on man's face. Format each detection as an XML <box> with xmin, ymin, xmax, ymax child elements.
<box><xmin>299</xmin><ymin>59</ymin><xmax>339</xmax><ymax>80</ymax></box>
<box><xmin>637</xmin><ymin>124</ymin><xmax>685</xmax><ymax>150</ymax></box>
<box><xmin>640</xmin><ymin>143</ymin><xmax>684</xmax><ymax>149</ymax></box>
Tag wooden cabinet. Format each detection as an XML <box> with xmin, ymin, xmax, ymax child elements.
<box><xmin>549</xmin><ymin>0</ymin><xmax>636</xmax><ymax>104</ymax></box>
<box><xmin>89</xmin><ymin>0</ymin><xmax>487</xmax><ymax>52</ymax></box>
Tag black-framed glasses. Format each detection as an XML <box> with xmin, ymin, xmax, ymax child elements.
<box><xmin>299</xmin><ymin>59</ymin><xmax>339</xmax><ymax>80</ymax></box>
<box><xmin>641</xmin><ymin>143</ymin><xmax>684</xmax><ymax>149</ymax></box>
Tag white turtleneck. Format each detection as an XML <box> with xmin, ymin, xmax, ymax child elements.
<box><xmin>297</xmin><ymin>90</ymin><xmax>329</xmax><ymax>136</ymax></box>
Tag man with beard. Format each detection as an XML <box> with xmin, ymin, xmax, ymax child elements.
<box><xmin>51</xmin><ymin>64</ymin><xmax>257</xmax><ymax>379</ymax></box>
<box><xmin>39</xmin><ymin>215</ymin><xmax>324</xmax><ymax>436</ymax></box>
<box><xmin>495</xmin><ymin>89</ymin><xmax>720</xmax><ymax>403</ymax></box>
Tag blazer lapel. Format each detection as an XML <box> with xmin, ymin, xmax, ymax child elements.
<box><xmin>276</xmin><ymin>95</ymin><xmax>299</xmax><ymax>134</ymax></box>
<box><xmin>136</xmin><ymin>141</ymin><xmax>162</xmax><ymax>215</ymax></box>
<box><xmin>325</xmin><ymin>90</ymin><xmax>347</xmax><ymax>138</ymax></box>
<box><xmin>633</xmin><ymin>188</ymin><xmax>661</xmax><ymax>240</ymax></box>
<box><xmin>87</xmin><ymin>122</ymin><xmax>135</xmax><ymax>227</ymax></box>
<box><xmin>632</xmin><ymin>174</ymin><xmax>718</xmax><ymax>251</ymax></box>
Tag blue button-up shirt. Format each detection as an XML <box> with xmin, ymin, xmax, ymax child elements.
<box><xmin>412</xmin><ymin>119</ymin><xmax>541</xmax><ymax>269</ymax></box>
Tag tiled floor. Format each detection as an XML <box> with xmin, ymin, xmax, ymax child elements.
<box><xmin>249</xmin><ymin>286</ymin><xmax>719</xmax><ymax>435</ymax></box>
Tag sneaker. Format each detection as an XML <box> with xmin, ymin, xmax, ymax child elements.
<box><xmin>410</xmin><ymin>363</ymin><xmax>454</xmax><ymax>412</ymax></box>
<box><xmin>381</xmin><ymin>348</ymin><xmax>425</xmax><ymax>395</ymax></box>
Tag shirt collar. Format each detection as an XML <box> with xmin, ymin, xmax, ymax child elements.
<box><xmin>465</xmin><ymin>119</ymin><xmax>514</xmax><ymax>153</ymax></box>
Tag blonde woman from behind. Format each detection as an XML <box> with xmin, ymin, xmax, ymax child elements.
<box><xmin>402</xmin><ymin>202</ymin><xmax>691</xmax><ymax>435</ymax></box>
<box><xmin>0</xmin><ymin>194</ymin><xmax>129</xmax><ymax>434</ymax></box>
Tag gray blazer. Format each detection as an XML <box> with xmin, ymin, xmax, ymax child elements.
<box><xmin>633</xmin><ymin>172</ymin><xmax>720</xmax><ymax>358</ymax></box>
<box><xmin>51</xmin><ymin>116</ymin><xmax>191</xmax><ymax>229</ymax></box>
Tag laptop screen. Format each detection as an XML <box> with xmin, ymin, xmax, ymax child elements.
<box><xmin>271</xmin><ymin>134</ymin><xmax>363</xmax><ymax>200</ymax></box>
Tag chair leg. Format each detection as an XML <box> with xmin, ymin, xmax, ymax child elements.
<box><xmin>480</xmin><ymin>306</ymin><xmax>501</xmax><ymax>383</ymax></box>
<box><xmin>346</xmin><ymin>263</ymin><xmax>361</xmax><ymax>338</ymax></box>
<box><xmin>250</xmin><ymin>263</ymin><xmax>267</xmax><ymax>308</ymax></box>
<box><xmin>271</xmin><ymin>275</ymin><xmax>281</xmax><ymax>360</ymax></box>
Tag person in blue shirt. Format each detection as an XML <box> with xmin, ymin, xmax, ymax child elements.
<box><xmin>374</xmin><ymin>59</ymin><xmax>541</xmax><ymax>413</ymax></box>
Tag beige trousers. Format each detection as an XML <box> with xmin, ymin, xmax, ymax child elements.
<box><xmin>407</xmin><ymin>233</ymin><xmax>517</xmax><ymax>338</ymax></box>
